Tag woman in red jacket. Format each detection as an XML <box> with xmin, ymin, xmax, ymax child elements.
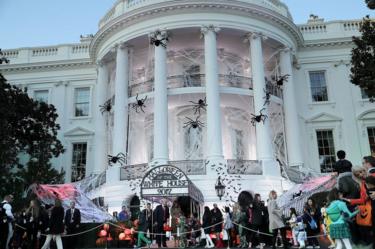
<box><xmin>341</xmin><ymin>166</ymin><xmax>371</xmax><ymax>246</ymax></box>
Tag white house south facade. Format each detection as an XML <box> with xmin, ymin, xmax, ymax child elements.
<box><xmin>1</xmin><ymin>0</ymin><xmax>374</xmax><ymax>210</ymax></box>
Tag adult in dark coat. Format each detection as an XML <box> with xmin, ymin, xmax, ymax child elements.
<box><xmin>211</xmin><ymin>203</ymin><xmax>223</xmax><ymax>242</ymax></box>
<box><xmin>64</xmin><ymin>201</ymin><xmax>81</xmax><ymax>249</ymax></box>
<box><xmin>144</xmin><ymin>203</ymin><xmax>154</xmax><ymax>240</ymax></box>
<box><xmin>202</xmin><ymin>206</ymin><xmax>214</xmax><ymax>248</ymax></box>
<box><xmin>153</xmin><ymin>199</ymin><xmax>170</xmax><ymax>248</ymax></box>
<box><xmin>250</xmin><ymin>194</ymin><xmax>267</xmax><ymax>247</ymax></box>
<box><xmin>41</xmin><ymin>199</ymin><xmax>64</xmax><ymax>249</ymax></box>
<box><xmin>25</xmin><ymin>199</ymin><xmax>41</xmax><ymax>249</ymax></box>
<box><xmin>302</xmin><ymin>198</ymin><xmax>321</xmax><ymax>248</ymax></box>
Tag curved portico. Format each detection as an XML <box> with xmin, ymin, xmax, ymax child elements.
<box><xmin>92</xmin><ymin>0</ymin><xmax>304</xmax><ymax>204</ymax></box>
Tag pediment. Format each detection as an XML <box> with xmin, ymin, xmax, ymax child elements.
<box><xmin>306</xmin><ymin>112</ymin><xmax>342</xmax><ymax>123</ymax></box>
<box><xmin>358</xmin><ymin>110</ymin><xmax>375</xmax><ymax>120</ymax></box>
<box><xmin>64</xmin><ymin>126</ymin><xmax>94</xmax><ymax>137</ymax></box>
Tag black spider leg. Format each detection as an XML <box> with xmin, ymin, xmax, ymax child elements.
<box><xmin>183</xmin><ymin>117</ymin><xmax>194</xmax><ymax>128</ymax></box>
<box><xmin>263</xmin><ymin>88</ymin><xmax>271</xmax><ymax>106</ymax></box>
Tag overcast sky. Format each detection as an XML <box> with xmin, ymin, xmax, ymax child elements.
<box><xmin>0</xmin><ymin>0</ymin><xmax>372</xmax><ymax>49</ymax></box>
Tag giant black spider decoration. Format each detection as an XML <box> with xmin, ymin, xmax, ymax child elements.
<box><xmin>263</xmin><ymin>88</ymin><xmax>271</xmax><ymax>106</ymax></box>
<box><xmin>108</xmin><ymin>153</ymin><xmax>127</xmax><ymax>166</ymax></box>
<box><xmin>274</xmin><ymin>74</ymin><xmax>290</xmax><ymax>87</ymax></box>
<box><xmin>250</xmin><ymin>108</ymin><xmax>268</xmax><ymax>126</ymax></box>
<box><xmin>131</xmin><ymin>94</ymin><xmax>147</xmax><ymax>113</ymax></box>
<box><xmin>189</xmin><ymin>97</ymin><xmax>207</xmax><ymax>115</ymax></box>
<box><xmin>149</xmin><ymin>31</ymin><xmax>168</xmax><ymax>48</ymax></box>
<box><xmin>183</xmin><ymin>116</ymin><xmax>205</xmax><ymax>129</ymax></box>
<box><xmin>99</xmin><ymin>99</ymin><xmax>112</xmax><ymax>115</ymax></box>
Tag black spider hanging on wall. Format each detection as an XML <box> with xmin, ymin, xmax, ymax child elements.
<box><xmin>189</xmin><ymin>97</ymin><xmax>207</xmax><ymax>115</ymax></box>
<box><xmin>263</xmin><ymin>88</ymin><xmax>271</xmax><ymax>106</ymax></box>
<box><xmin>274</xmin><ymin>74</ymin><xmax>290</xmax><ymax>87</ymax></box>
<box><xmin>108</xmin><ymin>152</ymin><xmax>127</xmax><ymax>167</ymax></box>
<box><xmin>183</xmin><ymin>116</ymin><xmax>205</xmax><ymax>129</ymax></box>
<box><xmin>149</xmin><ymin>30</ymin><xmax>168</xmax><ymax>48</ymax></box>
<box><xmin>131</xmin><ymin>94</ymin><xmax>147</xmax><ymax>113</ymax></box>
<box><xmin>99</xmin><ymin>99</ymin><xmax>113</xmax><ymax>115</ymax></box>
<box><xmin>250</xmin><ymin>108</ymin><xmax>268</xmax><ymax>126</ymax></box>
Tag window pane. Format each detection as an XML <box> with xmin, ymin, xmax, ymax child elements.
<box><xmin>309</xmin><ymin>71</ymin><xmax>328</xmax><ymax>102</ymax></box>
<box><xmin>74</xmin><ymin>88</ymin><xmax>90</xmax><ymax>117</ymax></box>
<box><xmin>316</xmin><ymin>130</ymin><xmax>335</xmax><ymax>173</ymax></box>
<box><xmin>34</xmin><ymin>90</ymin><xmax>49</xmax><ymax>103</ymax></box>
<box><xmin>71</xmin><ymin>143</ymin><xmax>87</xmax><ymax>182</ymax></box>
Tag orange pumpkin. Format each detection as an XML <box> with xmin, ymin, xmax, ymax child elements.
<box><xmin>96</xmin><ymin>238</ymin><xmax>106</xmax><ymax>246</ymax></box>
<box><xmin>99</xmin><ymin>229</ymin><xmax>107</xmax><ymax>237</ymax></box>
<box><xmin>124</xmin><ymin>228</ymin><xmax>133</xmax><ymax>240</ymax></box>
<box><xmin>119</xmin><ymin>233</ymin><xmax>126</xmax><ymax>240</ymax></box>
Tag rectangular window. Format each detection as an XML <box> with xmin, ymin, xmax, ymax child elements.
<box><xmin>74</xmin><ymin>87</ymin><xmax>90</xmax><ymax>117</ymax></box>
<box><xmin>316</xmin><ymin>130</ymin><xmax>336</xmax><ymax>173</ymax></box>
<box><xmin>71</xmin><ymin>143</ymin><xmax>87</xmax><ymax>182</ymax></box>
<box><xmin>367</xmin><ymin>127</ymin><xmax>375</xmax><ymax>157</ymax></box>
<box><xmin>309</xmin><ymin>71</ymin><xmax>328</xmax><ymax>102</ymax></box>
<box><xmin>34</xmin><ymin>90</ymin><xmax>49</xmax><ymax>103</ymax></box>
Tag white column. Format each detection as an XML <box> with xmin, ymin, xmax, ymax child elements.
<box><xmin>112</xmin><ymin>44</ymin><xmax>129</xmax><ymax>159</ymax></box>
<box><xmin>151</xmin><ymin>30</ymin><xmax>169</xmax><ymax>165</ymax></box>
<box><xmin>248</xmin><ymin>33</ymin><xmax>278</xmax><ymax>175</ymax></box>
<box><xmin>93</xmin><ymin>61</ymin><xmax>109</xmax><ymax>174</ymax></box>
<box><xmin>201</xmin><ymin>25</ymin><xmax>224</xmax><ymax>160</ymax></box>
<box><xmin>280</xmin><ymin>48</ymin><xmax>303</xmax><ymax>168</ymax></box>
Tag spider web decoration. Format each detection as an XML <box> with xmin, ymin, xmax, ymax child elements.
<box><xmin>268</xmin><ymin>101</ymin><xmax>287</xmax><ymax>168</ymax></box>
<box><xmin>127</xmin><ymin>96</ymin><xmax>154</xmax><ymax>165</ymax></box>
<box><xmin>207</xmin><ymin>160</ymin><xmax>243</xmax><ymax>204</ymax></box>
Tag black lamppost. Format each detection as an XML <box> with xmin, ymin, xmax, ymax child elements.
<box><xmin>215</xmin><ymin>176</ymin><xmax>225</xmax><ymax>200</ymax></box>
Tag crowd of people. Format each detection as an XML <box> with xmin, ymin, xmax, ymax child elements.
<box><xmin>0</xmin><ymin>199</ymin><xmax>81</xmax><ymax>249</ymax></box>
<box><xmin>1</xmin><ymin>151</ymin><xmax>375</xmax><ymax>249</ymax></box>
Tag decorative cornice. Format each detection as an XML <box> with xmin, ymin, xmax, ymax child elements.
<box><xmin>0</xmin><ymin>59</ymin><xmax>93</xmax><ymax>73</ymax></box>
<box><xmin>302</xmin><ymin>38</ymin><xmax>354</xmax><ymax>48</ymax></box>
<box><xmin>89</xmin><ymin>1</ymin><xmax>303</xmax><ymax>61</ymax></box>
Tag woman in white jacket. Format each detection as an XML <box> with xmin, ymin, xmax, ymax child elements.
<box><xmin>267</xmin><ymin>190</ymin><xmax>289</xmax><ymax>249</ymax></box>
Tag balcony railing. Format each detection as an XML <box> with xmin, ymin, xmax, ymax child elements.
<box><xmin>129</xmin><ymin>74</ymin><xmax>253</xmax><ymax>96</ymax></box>
<box><xmin>98</xmin><ymin>0</ymin><xmax>291</xmax><ymax>28</ymax></box>
<box><xmin>120</xmin><ymin>159</ymin><xmax>263</xmax><ymax>180</ymax></box>
<box><xmin>227</xmin><ymin>159</ymin><xmax>262</xmax><ymax>175</ymax></box>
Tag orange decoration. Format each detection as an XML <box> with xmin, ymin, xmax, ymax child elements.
<box><xmin>119</xmin><ymin>233</ymin><xmax>126</xmax><ymax>240</ymax></box>
<box><xmin>99</xmin><ymin>229</ymin><xmax>107</xmax><ymax>237</ymax></box>
<box><xmin>96</xmin><ymin>238</ymin><xmax>106</xmax><ymax>246</ymax></box>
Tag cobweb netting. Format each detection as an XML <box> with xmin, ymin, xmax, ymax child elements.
<box><xmin>124</xmin><ymin>44</ymin><xmax>269</xmax><ymax>165</ymax></box>
<box><xmin>28</xmin><ymin>172</ymin><xmax>112</xmax><ymax>223</ymax></box>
